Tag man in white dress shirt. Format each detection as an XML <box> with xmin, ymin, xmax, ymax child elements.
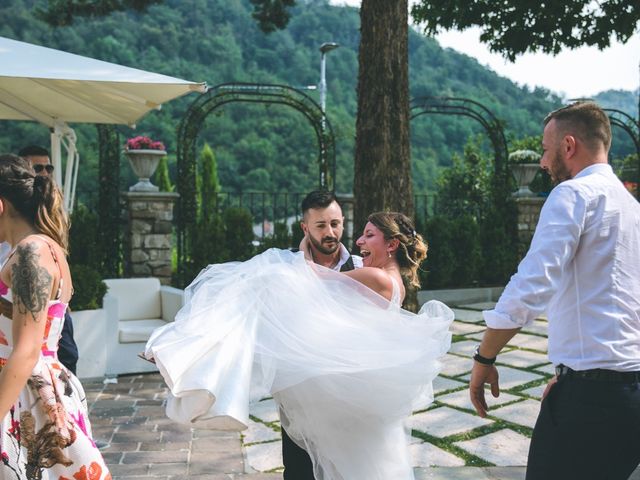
<box><xmin>469</xmin><ymin>102</ymin><xmax>640</xmax><ymax>480</ymax></box>
<box><xmin>282</xmin><ymin>189</ymin><xmax>362</xmax><ymax>479</ymax></box>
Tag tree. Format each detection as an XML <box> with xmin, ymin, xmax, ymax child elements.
<box><xmin>37</xmin><ymin>0</ymin><xmax>162</xmax><ymax>26</ymax></box>
<box><xmin>199</xmin><ymin>143</ymin><xmax>222</xmax><ymax>221</ymax></box>
<box><xmin>247</xmin><ymin>0</ymin><xmax>414</xmax><ymax>226</ymax></box>
<box><xmin>188</xmin><ymin>144</ymin><xmax>224</xmax><ymax>279</ymax></box>
<box><xmin>353</xmin><ymin>0</ymin><xmax>413</xmax><ymax>229</ymax></box>
<box><xmin>249</xmin><ymin>0</ymin><xmax>295</xmax><ymax>33</ymax></box>
<box><xmin>37</xmin><ymin>0</ymin><xmax>293</xmax><ymax>29</ymax></box>
<box><xmin>154</xmin><ymin>155</ymin><xmax>173</xmax><ymax>192</ymax></box>
<box><xmin>411</xmin><ymin>0</ymin><xmax>640</xmax><ymax>61</ymax></box>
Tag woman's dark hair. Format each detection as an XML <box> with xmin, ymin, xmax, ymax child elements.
<box><xmin>367</xmin><ymin>211</ymin><xmax>427</xmax><ymax>288</ymax></box>
<box><xmin>0</xmin><ymin>154</ymin><xmax>68</xmax><ymax>252</ymax></box>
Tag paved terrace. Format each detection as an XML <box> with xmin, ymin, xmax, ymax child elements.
<box><xmin>85</xmin><ymin>302</ymin><xmax>640</xmax><ymax>479</ymax></box>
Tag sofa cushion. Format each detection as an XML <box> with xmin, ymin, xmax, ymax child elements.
<box><xmin>118</xmin><ymin>319</ymin><xmax>167</xmax><ymax>343</ymax></box>
<box><xmin>104</xmin><ymin>278</ymin><xmax>162</xmax><ymax>320</ymax></box>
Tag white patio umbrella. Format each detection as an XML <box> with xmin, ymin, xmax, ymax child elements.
<box><xmin>0</xmin><ymin>36</ymin><xmax>206</xmax><ymax>211</ymax></box>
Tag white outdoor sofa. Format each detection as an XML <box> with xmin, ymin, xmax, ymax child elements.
<box><xmin>102</xmin><ymin>277</ymin><xmax>184</xmax><ymax>376</ymax></box>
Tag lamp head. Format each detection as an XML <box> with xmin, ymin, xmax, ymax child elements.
<box><xmin>320</xmin><ymin>42</ymin><xmax>340</xmax><ymax>54</ymax></box>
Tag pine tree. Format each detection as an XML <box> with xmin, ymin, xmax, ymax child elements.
<box><xmin>199</xmin><ymin>143</ymin><xmax>221</xmax><ymax>222</ymax></box>
<box><xmin>154</xmin><ymin>155</ymin><xmax>173</xmax><ymax>192</ymax></box>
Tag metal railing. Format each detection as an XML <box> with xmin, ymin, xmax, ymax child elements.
<box><xmin>206</xmin><ymin>191</ymin><xmax>436</xmax><ymax>246</ymax></box>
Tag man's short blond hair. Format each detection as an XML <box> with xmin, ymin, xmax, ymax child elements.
<box><xmin>544</xmin><ymin>101</ymin><xmax>612</xmax><ymax>153</ymax></box>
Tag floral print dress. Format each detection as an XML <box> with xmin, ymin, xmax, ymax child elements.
<box><xmin>0</xmin><ymin>275</ymin><xmax>111</xmax><ymax>480</ymax></box>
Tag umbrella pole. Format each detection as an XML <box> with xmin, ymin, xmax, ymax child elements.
<box><xmin>51</xmin><ymin>121</ymin><xmax>79</xmax><ymax>213</ymax></box>
<box><xmin>50</xmin><ymin>123</ymin><xmax>63</xmax><ymax>186</ymax></box>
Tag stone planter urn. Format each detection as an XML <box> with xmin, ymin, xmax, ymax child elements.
<box><xmin>509</xmin><ymin>149</ymin><xmax>541</xmax><ymax>198</ymax></box>
<box><xmin>125</xmin><ymin>149</ymin><xmax>166</xmax><ymax>192</ymax></box>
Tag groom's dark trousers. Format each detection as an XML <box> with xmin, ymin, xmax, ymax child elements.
<box><xmin>281</xmin><ymin>255</ymin><xmax>355</xmax><ymax>480</ymax></box>
<box><xmin>525</xmin><ymin>370</ymin><xmax>640</xmax><ymax>480</ymax></box>
<box><xmin>282</xmin><ymin>427</ymin><xmax>314</xmax><ymax>480</ymax></box>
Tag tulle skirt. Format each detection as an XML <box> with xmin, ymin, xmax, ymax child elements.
<box><xmin>146</xmin><ymin>248</ymin><xmax>453</xmax><ymax>479</ymax></box>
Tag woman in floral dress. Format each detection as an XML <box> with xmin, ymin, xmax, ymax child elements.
<box><xmin>0</xmin><ymin>154</ymin><xmax>110</xmax><ymax>479</ymax></box>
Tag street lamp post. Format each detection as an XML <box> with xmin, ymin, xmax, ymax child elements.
<box><xmin>319</xmin><ymin>42</ymin><xmax>340</xmax><ymax>117</ymax></box>
<box><xmin>319</xmin><ymin>42</ymin><xmax>339</xmax><ymax>188</ymax></box>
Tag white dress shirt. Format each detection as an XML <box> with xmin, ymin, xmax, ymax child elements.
<box><xmin>484</xmin><ymin>163</ymin><xmax>640</xmax><ymax>371</ymax></box>
<box><xmin>334</xmin><ymin>244</ymin><xmax>363</xmax><ymax>271</ymax></box>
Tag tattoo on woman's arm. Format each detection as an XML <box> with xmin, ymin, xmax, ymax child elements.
<box><xmin>12</xmin><ymin>243</ymin><xmax>52</xmax><ymax>322</ymax></box>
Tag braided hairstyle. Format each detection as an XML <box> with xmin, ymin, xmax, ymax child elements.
<box><xmin>0</xmin><ymin>154</ymin><xmax>69</xmax><ymax>253</ymax></box>
<box><xmin>367</xmin><ymin>212</ymin><xmax>427</xmax><ymax>288</ymax></box>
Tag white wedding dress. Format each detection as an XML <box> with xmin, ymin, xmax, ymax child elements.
<box><xmin>145</xmin><ymin>248</ymin><xmax>453</xmax><ymax>479</ymax></box>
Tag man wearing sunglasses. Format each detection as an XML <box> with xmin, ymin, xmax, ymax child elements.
<box><xmin>18</xmin><ymin>145</ymin><xmax>55</xmax><ymax>176</ymax></box>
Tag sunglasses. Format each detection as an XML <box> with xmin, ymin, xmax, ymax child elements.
<box><xmin>33</xmin><ymin>164</ymin><xmax>54</xmax><ymax>174</ymax></box>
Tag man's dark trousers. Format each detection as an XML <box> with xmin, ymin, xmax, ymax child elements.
<box><xmin>526</xmin><ymin>372</ymin><xmax>640</xmax><ymax>480</ymax></box>
<box><xmin>58</xmin><ymin>311</ymin><xmax>79</xmax><ymax>374</ymax></box>
<box><xmin>281</xmin><ymin>255</ymin><xmax>356</xmax><ymax>479</ymax></box>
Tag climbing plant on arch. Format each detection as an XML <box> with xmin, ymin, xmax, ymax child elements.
<box><xmin>175</xmin><ymin>82</ymin><xmax>336</xmax><ymax>284</ymax></box>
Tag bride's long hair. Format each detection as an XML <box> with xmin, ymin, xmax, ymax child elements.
<box><xmin>367</xmin><ymin>212</ymin><xmax>427</xmax><ymax>288</ymax></box>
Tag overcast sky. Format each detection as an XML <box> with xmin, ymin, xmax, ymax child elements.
<box><xmin>329</xmin><ymin>0</ymin><xmax>640</xmax><ymax>100</ymax></box>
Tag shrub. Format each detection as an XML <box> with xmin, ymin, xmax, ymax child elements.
<box><xmin>290</xmin><ymin>221</ymin><xmax>304</xmax><ymax>248</ymax></box>
<box><xmin>421</xmin><ymin>215</ymin><xmax>481</xmax><ymax>289</ymax></box>
<box><xmin>154</xmin><ymin>155</ymin><xmax>173</xmax><ymax>192</ymax></box>
<box><xmin>260</xmin><ymin>222</ymin><xmax>292</xmax><ymax>250</ymax></box>
<box><xmin>69</xmin><ymin>204</ymin><xmax>100</xmax><ymax>269</ymax></box>
<box><xmin>223</xmin><ymin>207</ymin><xmax>255</xmax><ymax>261</ymax></box>
<box><xmin>424</xmin><ymin>135</ymin><xmax>520</xmax><ymax>289</ymax></box>
<box><xmin>69</xmin><ymin>264</ymin><xmax>107</xmax><ymax>311</ymax></box>
<box><xmin>68</xmin><ymin>204</ymin><xmax>108</xmax><ymax>310</ymax></box>
<box><xmin>478</xmin><ymin>205</ymin><xmax>520</xmax><ymax>285</ymax></box>
<box><xmin>189</xmin><ymin>214</ymin><xmax>225</xmax><ymax>276</ymax></box>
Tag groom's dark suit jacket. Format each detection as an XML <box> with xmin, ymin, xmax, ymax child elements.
<box><xmin>281</xmin><ymin>252</ymin><xmax>356</xmax><ymax>480</ymax></box>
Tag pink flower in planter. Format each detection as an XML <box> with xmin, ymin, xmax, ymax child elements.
<box><xmin>125</xmin><ymin>135</ymin><xmax>165</xmax><ymax>151</ymax></box>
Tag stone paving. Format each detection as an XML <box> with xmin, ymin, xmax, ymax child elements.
<box><xmin>83</xmin><ymin>303</ymin><xmax>640</xmax><ymax>479</ymax></box>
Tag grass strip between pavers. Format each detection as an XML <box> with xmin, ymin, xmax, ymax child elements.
<box><xmin>411</xmin><ymin>428</ymin><xmax>493</xmax><ymax>467</ymax></box>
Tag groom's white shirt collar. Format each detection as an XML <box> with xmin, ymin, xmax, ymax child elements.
<box><xmin>334</xmin><ymin>244</ymin><xmax>363</xmax><ymax>271</ymax></box>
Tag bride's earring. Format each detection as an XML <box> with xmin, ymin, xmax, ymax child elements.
<box><xmin>387</xmin><ymin>251</ymin><xmax>392</xmax><ymax>258</ymax></box>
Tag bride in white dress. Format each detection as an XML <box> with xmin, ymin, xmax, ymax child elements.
<box><xmin>145</xmin><ymin>211</ymin><xmax>453</xmax><ymax>480</ymax></box>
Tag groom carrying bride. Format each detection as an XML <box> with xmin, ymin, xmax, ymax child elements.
<box><xmin>282</xmin><ymin>190</ymin><xmax>362</xmax><ymax>479</ymax></box>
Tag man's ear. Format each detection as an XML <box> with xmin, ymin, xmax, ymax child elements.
<box><xmin>300</xmin><ymin>221</ymin><xmax>308</xmax><ymax>236</ymax></box>
<box><xmin>563</xmin><ymin>135</ymin><xmax>577</xmax><ymax>158</ymax></box>
<box><xmin>0</xmin><ymin>198</ymin><xmax>5</xmax><ymax>217</ymax></box>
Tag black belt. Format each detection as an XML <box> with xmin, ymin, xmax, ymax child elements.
<box><xmin>555</xmin><ymin>364</ymin><xmax>640</xmax><ymax>383</ymax></box>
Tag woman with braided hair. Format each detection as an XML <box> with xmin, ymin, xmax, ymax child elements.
<box><xmin>342</xmin><ymin>211</ymin><xmax>427</xmax><ymax>305</ymax></box>
<box><xmin>0</xmin><ymin>154</ymin><xmax>110</xmax><ymax>479</ymax></box>
<box><xmin>146</xmin><ymin>210</ymin><xmax>452</xmax><ymax>479</ymax></box>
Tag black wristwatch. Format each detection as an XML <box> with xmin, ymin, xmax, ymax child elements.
<box><xmin>473</xmin><ymin>345</ymin><xmax>496</xmax><ymax>365</ymax></box>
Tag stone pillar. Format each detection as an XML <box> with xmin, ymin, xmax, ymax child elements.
<box><xmin>121</xmin><ymin>191</ymin><xmax>180</xmax><ymax>285</ymax></box>
<box><xmin>515</xmin><ymin>196</ymin><xmax>546</xmax><ymax>259</ymax></box>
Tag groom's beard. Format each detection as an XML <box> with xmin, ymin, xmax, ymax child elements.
<box><xmin>309</xmin><ymin>233</ymin><xmax>340</xmax><ymax>255</ymax></box>
<box><xmin>549</xmin><ymin>147</ymin><xmax>572</xmax><ymax>185</ymax></box>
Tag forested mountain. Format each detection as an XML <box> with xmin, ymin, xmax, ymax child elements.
<box><xmin>0</xmin><ymin>0</ymin><xmax>636</xmax><ymax>206</ymax></box>
<box><xmin>593</xmin><ymin>89</ymin><xmax>639</xmax><ymax>119</ymax></box>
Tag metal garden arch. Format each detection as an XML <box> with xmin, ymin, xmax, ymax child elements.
<box><xmin>175</xmin><ymin>82</ymin><xmax>336</xmax><ymax>283</ymax></box>
<box><xmin>410</xmin><ymin>96</ymin><xmax>509</xmax><ymax>185</ymax></box>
